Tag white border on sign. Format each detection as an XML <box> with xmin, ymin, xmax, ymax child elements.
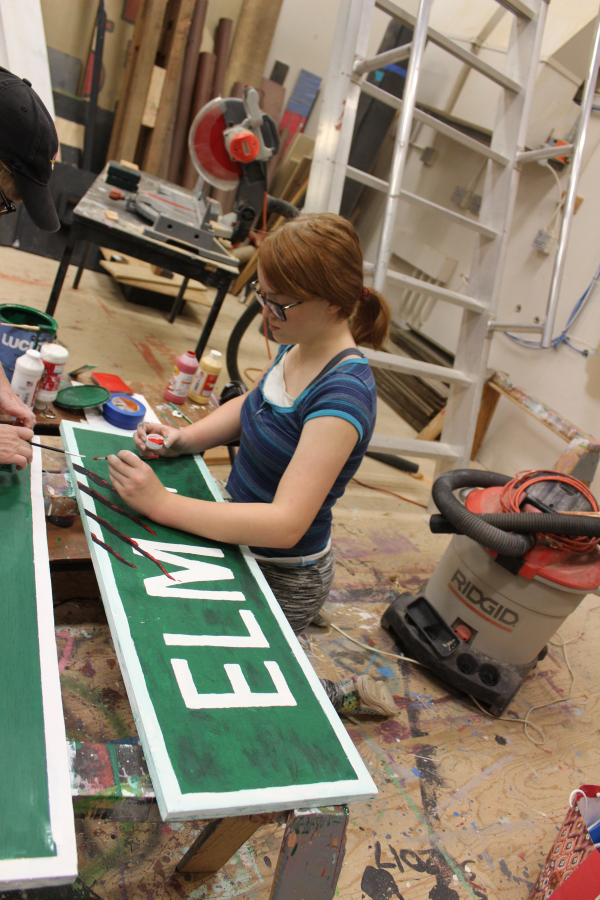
<box><xmin>0</xmin><ymin>448</ymin><xmax>77</xmax><ymax>889</ymax></box>
<box><xmin>61</xmin><ymin>421</ymin><xmax>377</xmax><ymax>820</ymax></box>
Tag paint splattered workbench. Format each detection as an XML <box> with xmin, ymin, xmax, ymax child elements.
<box><xmin>44</xmin><ymin>164</ymin><xmax>238</xmax><ymax>357</ymax></box>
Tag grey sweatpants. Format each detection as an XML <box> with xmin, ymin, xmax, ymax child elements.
<box><xmin>256</xmin><ymin>548</ymin><xmax>335</xmax><ymax>633</ymax></box>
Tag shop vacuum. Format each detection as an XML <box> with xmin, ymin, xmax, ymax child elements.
<box><xmin>381</xmin><ymin>469</ymin><xmax>600</xmax><ymax>714</ymax></box>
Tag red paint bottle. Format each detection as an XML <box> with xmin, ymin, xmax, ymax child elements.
<box><xmin>164</xmin><ymin>350</ymin><xmax>198</xmax><ymax>404</ymax></box>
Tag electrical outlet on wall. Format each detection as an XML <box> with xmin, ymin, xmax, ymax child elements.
<box><xmin>451</xmin><ymin>185</ymin><xmax>468</xmax><ymax>206</ymax></box>
<box><xmin>469</xmin><ymin>193</ymin><xmax>482</xmax><ymax>215</ymax></box>
<box><xmin>533</xmin><ymin>229</ymin><xmax>556</xmax><ymax>254</ymax></box>
<box><xmin>420</xmin><ymin>146</ymin><xmax>438</xmax><ymax>167</ymax></box>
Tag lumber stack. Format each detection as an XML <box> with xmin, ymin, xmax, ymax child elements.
<box><xmin>107</xmin><ymin>0</ymin><xmax>287</xmax><ymax>186</ymax></box>
<box><xmin>373</xmin><ymin>324</ymin><xmax>453</xmax><ymax>433</ymax></box>
<box><xmin>98</xmin><ymin>248</ymin><xmax>210</xmax><ymax>307</ymax></box>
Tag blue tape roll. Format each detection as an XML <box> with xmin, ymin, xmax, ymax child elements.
<box><xmin>103</xmin><ymin>394</ymin><xmax>146</xmax><ymax>429</ymax></box>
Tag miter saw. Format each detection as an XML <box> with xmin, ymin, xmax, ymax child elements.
<box><xmin>129</xmin><ymin>85</ymin><xmax>280</xmax><ymax>266</ymax></box>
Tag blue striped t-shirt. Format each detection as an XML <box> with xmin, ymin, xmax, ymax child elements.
<box><xmin>226</xmin><ymin>344</ymin><xmax>377</xmax><ymax>560</ymax></box>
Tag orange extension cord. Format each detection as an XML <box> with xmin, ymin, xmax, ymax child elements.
<box><xmin>351</xmin><ymin>476</ymin><xmax>427</xmax><ymax>509</ymax></box>
<box><xmin>500</xmin><ymin>469</ymin><xmax>599</xmax><ymax>554</ymax></box>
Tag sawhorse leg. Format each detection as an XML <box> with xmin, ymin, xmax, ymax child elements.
<box><xmin>168</xmin><ymin>276</ymin><xmax>189</xmax><ymax>323</ymax></box>
<box><xmin>176</xmin><ymin>806</ymin><xmax>348</xmax><ymax>899</ymax></box>
<box><xmin>554</xmin><ymin>438</ymin><xmax>600</xmax><ymax>484</ymax></box>
<box><xmin>470</xmin><ymin>381</ymin><xmax>501</xmax><ymax>461</ymax></box>
<box><xmin>46</xmin><ymin>225</ymin><xmax>79</xmax><ymax>317</ymax></box>
<box><xmin>177</xmin><ymin>814</ymin><xmax>273</xmax><ymax>876</ymax></box>
<box><xmin>72</xmin><ymin>241</ymin><xmax>92</xmax><ymax>289</ymax></box>
<box><xmin>195</xmin><ymin>278</ymin><xmax>231</xmax><ymax>359</ymax></box>
<box><xmin>269</xmin><ymin>807</ymin><xmax>348</xmax><ymax>900</ymax></box>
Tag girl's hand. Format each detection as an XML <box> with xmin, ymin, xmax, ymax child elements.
<box><xmin>108</xmin><ymin>450</ymin><xmax>168</xmax><ymax>517</ymax></box>
<box><xmin>133</xmin><ymin>422</ymin><xmax>187</xmax><ymax>457</ymax></box>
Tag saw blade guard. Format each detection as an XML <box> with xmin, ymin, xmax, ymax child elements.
<box><xmin>188</xmin><ymin>97</ymin><xmax>243</xmax><ymax>191</ymax></box>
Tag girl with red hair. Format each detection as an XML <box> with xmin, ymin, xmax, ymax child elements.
<box><xmin>108</xmin><ymin>213</ymin><xmax>395</xmax><ymax>716</ymax></box>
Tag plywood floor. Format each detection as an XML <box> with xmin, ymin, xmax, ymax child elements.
<box><xmin>2</xmin><ymin>248</ymin><xmax>600</xmax><ymax>900</ymax></box>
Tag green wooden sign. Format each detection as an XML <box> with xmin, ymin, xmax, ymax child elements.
<box><xmin>61</xmin><ymin>422</ymin><xmax>376</xmax><ymax>820</ymax></box>
<box><xmin>0</xmin><ymin>450</ymin><xmax>76</xmax><ymax>889</ymax></box>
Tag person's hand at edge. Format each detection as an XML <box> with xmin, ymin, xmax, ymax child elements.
<box><xmin>0</xmin><ymin>424</ymin><xmax>34</xmax><ymax>469</ymax></box>
<box><xmin>0</xmin><ymin>385</ymin><xmax>35</xmax><ymax>429</ymax></box>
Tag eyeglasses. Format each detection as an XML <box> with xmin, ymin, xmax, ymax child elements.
<box><xmin>251</xmin><ymin>281</ymin><xmax>302</xmax><ymax>322</ymax></box>
<box><xmin>0</xmin><ymin>186</ymin><xmax>16</xmax><ymax>217</ymax></box>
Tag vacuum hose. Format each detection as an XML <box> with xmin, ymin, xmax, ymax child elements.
<box><xmin>432</xmin><ymin>470</ymin><xmax>534</xmax><ymax>556</ymax></box>
<box><xmin>432</xmin><ymin>469</ymin><xmax>600</xmax><ymax>557</ymax></box>
<box><xmin>266</xmin><ymin>195</ymin><xmax>300</xmax><ymax>219</ymax></box>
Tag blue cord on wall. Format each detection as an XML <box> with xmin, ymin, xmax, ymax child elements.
<box><xmin>506</xmin><ymin>261</ymin><xmax>600</xmax><ymax>356</ymax></box>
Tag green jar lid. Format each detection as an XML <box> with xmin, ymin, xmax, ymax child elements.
<box><xmin>54</xmin><ymin>385</ymin><xmax>111</xmax><ymax>409</ymax></box>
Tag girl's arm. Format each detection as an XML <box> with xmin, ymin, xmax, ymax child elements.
<box><xmin>133</xmin><ymin>361</ymin><xmax>271</xmax><ymax>456</ymax></box>
<box><xmin>108</xmin><ymin>415</ymin><xmax>359</xmax><ymax>548</ymax></box>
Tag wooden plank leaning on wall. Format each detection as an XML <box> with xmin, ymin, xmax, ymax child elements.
<box><xmin>107</xmin><ymin>0</ymin><xmax>166</xmax><ymax>164</ymax></box>
<box><xmin>143</xmin><ymin>0</ymin><xmax>197</xmax><ymax>178</ymax></box>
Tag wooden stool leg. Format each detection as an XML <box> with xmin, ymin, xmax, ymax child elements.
<box><xmin>176</xmin><ymin>815</ymin><xmax>264</xmax><ymax>875</ymax></box>
<box><xmin>471</xmin><ymin>382</ymin><xmax>501</xmax><ymax>461</ymax></box>
<box><xmin>554</xmin><ymin>438</ymin><xmax>600</xmax><ymax>484</ymax></box>
<box><xmin>269</xmin><ymin>807</ymin><xmax>348</xmax><ymax>900</ymax></box>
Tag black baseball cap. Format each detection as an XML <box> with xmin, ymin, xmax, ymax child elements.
<box><xmin>0</xmin><ymin>67</ymin><xmax>59</xmax><ymax>232</ymax></box>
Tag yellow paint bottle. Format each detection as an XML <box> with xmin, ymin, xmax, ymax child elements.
<box><xmin>188</xmin><ymin>349</ymin><xmax>223</xmax><ymax>404</ymax></box>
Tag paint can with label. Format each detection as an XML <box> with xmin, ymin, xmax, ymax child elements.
<box><xmin>34</xmin><ymin>343</ymin><xmax>70</xmax><ymax>408</ymax></box>
<box><xmin>188</xmin><ymin>350</ymin><xmax>222</xmax><ymax>405</ymax></box>
<box><xmin>10</xmin><ymin>348</ymin><xmax>45</xmax><ymax>408</ymax></box>
<box><xmin>145</xmin><ymin>433</ymin><xmax>165</xmax><ymax>452</ymax></box>
<box><xmin>164</xmin><ymin>350</ymin><xmax>198</xmax><ymax>404</ymax></box>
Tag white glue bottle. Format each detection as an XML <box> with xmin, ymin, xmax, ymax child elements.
<box><xmin>188</xmin><ymin>349</ymin><xmax>222</xmax><ymax>405</ymax></box>
<box><xmin>34</xmin><ymin>343</ymin><xmax>69</xmax><ymax>409</ymax></box>
<box><xmin>11</xmin><ymin>348</ymin><xmax>45</xmax><ymax>408</ymax></box>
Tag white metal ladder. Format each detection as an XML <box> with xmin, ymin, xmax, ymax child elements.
<box><xmin>304</xmin><ymin>0</ymin><xmax>570</xmax><ymax>473</ymax></box>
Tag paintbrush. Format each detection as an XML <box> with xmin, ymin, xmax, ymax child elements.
<box><xmin>30</xmin><ymin>441</ymin><xmax>84</xmax><ymax>458</ymax></box>
<box><xmin>169</xmin><ymin>402</ymin><xmax>194</xmax><ymax>425</ymax></box>
<box><xmin>91</xmin><ymin>454</ymin><xmax>160</xmax><ymax>460</ymax></box>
